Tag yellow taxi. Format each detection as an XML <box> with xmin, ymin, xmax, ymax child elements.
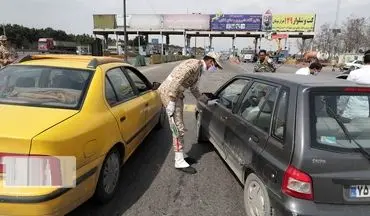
<box><xmin>0</xmin><ymin>54</ymin><xmax>165</xmax><ymax>215</ymax></box>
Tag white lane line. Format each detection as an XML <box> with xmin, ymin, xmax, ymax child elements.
<box><xmin>140</xmin><ymin>65</ymin><xmax>162</xmax><ymax>72</ymax></box>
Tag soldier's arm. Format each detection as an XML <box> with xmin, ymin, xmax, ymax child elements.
<box><xmin>190</xmin><ymin>82</ymin><xmax>201</xmax><ymax>99</ymax></box>
<box><xmin>270</xmin><ymin>62</ymin><xmax>277</xmax><ymax>72</ymax></box>
<box><xmin>253</xmin><ymin>64</ymin><xmax>260</xmax><ymax>72</ymax></box>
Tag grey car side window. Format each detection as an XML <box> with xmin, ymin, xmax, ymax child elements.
<box><xmin>217</xmin><ymin>79</ymin><xmax>249</xmax><ymax>110</ymax></box>
<box><xmin>238</xmin><ymin>82</ymin><xmax>279</xmax><ymax>133</ymax></box>
<box><xmin>272</xmin><ymin>89</ymin><xmax>289</xmax><ymax>141</ymax></box>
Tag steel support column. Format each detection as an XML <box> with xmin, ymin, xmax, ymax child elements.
<box><xmin>209</xmin><ymin>36</ymin><xmax>213</xmax><ymax>51</ymax></box>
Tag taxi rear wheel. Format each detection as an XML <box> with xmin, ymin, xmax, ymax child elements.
<box><xmin>155</xmin><ymin>106</ymin><xmax>166</xmax><ymax>130</ymax></box>
<box><xmin>93</xmin><ymin>147</ymin><xmax>121</xmax><ymax>204</ymax></box>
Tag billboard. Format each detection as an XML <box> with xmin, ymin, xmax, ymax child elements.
<box><xmin>117</xmin><ymin>14</ymin><xmax>163</xmax><ymax>29</ymax></box>
<box><xmin>93</xmin><ymin>14</ymin><xmax>117</xmax><ymax>29</ymax></box>
<box><xmin>272</xmin><ymin>14</ymin><xmax>316</xmax><ymax>32</ymax></box>
<box><xmin>261</xmin><ymin>10</ymin><xmax>272</xmax><ymax>31</ymax></box>
<box><xmin>210</xmin><ymin>14</ymin><xmax>262</xmax><ymax>31</ymax></box>
<box><xmin>163</xmin><ymin>14</ymin><xmax>210</xmax><ymax>30</ymax></box>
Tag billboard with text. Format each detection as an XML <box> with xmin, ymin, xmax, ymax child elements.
<box><xmin>210</xmin><ymin>14</ymin><xmax>262</xmax><ymax>31</ymax></box>
<box><xmin>272</xmin><ymin>14</ymin><xmax>316</xmax><ymax>32</ymax></box>
<box><xmin>163</xmin><ymin>14</ymin><xmax>210</xmax><ymax>30</ymax></box>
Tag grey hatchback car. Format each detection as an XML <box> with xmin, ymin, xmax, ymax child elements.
<box><xmin>195</xmin><ymin>73</ymin><xmax>370</xmax><ymax>216</ymax></box>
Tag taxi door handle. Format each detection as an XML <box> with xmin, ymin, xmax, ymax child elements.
<box><xmin>120</xmin><ymin>116</ymin><xmax>126</xmax><ymax>122</ymax></box>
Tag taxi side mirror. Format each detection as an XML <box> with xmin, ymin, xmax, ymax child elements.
<box><xmin>152</xmin><ymin>82</ymin><xmax>161</xmax><ymax>90</ymax></box>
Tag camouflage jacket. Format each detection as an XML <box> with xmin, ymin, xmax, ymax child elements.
<box><xmin>157</xmin><ymin>59</ymin><xmax>202</xmax><ymax>105</ymax></box>
<box><xmin>253</xmin><ymin>60</ymin><xmax>276</xmax><ymax>72</ymax></box>
<box><xmin>0</xmin><ymin>45</ymin><xmax>17</xmax><ymax>66</ymax></box>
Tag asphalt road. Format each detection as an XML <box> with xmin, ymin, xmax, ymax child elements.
<box><xmin>68</xmin><ymin>61</ymin><xmax>339</xmax><ymax>216</ymax></box>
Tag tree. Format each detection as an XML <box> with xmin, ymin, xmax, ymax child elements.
<box><xmin>341</xmin><ymin>16</ymin><xmax>367</xmax><ymax>53</ymax></box>
<box><xmin>2</xmin><ymin>24</ymin><xmax>94</xmax><ymax>49</ymax></box>
<box><xmin>312</xmin><ymin>23</ymin><xmax>334</xmax><ymax>54</ymax></box>
<box><xmin>296</xmin><ymin>38</ymin><xmax>312</xmax><ymax>53</ymax></box>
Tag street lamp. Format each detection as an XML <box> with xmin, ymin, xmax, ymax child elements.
<box><xmin>123</xmin><ymin>0</ymin><xmax>128</xmax><ymax>62</ymax></box>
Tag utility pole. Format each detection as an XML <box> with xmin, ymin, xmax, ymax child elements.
<box><xmin>194</xmin><ymin>37</ymin><xmax>197</xmax><ymax>56</ymax></box>
<box><xmin>331</xmin><ymin>0</ymin><xmax>341</xmax><ymax>57</ymax></box>
<box><xmin>2</xmin><ymin>23</ymin><xmax>5</xmax><ymax>36</ymax></box>
<box><xmin>123</xmin><ymin>0</ymin><xmax>128</xmax><ymax>62</ymax></box>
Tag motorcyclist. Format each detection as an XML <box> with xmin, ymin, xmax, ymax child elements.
<box><xmin>253</xmin><ymin>50</ymin><xmax>276</xmax><ymax>72</ymax></box>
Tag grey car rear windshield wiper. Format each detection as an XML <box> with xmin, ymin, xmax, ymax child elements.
<box><xmin>324</xmin><ymin>101</ymin><xmax>370</xmax><ymax>161</ymax></box>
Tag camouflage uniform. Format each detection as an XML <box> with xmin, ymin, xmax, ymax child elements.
<box><xmin>254</xmin><ymin>60</ymin><xmax>276</xmax><ymax>72</ymax></box>
<box><xmin>0</xmin><ymin>35</ymin><xmax>17</xmax><ymax>67</ymax></box>
<box><xmin>157</xmin><ymin>59</ymin><xmax>203</xmax><ymax>152</ymax></box>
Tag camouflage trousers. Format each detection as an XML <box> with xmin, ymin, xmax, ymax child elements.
<box><xmin>157</xmin><ymin>93</ymin><xmax>185</xmax><ymax>152</ymax></box>
<box><xmin>168</xmin><ymin>98</ymin><xmax>185</xmax><ymax>152</ymax></box>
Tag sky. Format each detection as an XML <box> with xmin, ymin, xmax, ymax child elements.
<box><xmin>1</xmin><ymin>0</ymin><xmax>370</xmax><ymax>53</ymax></box>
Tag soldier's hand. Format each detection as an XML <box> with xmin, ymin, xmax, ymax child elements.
<box><xmin>166</xmin><ymin>101</ymin><xmax>176</xmax><ymax>117</ymax></box>
<box><xmin>207</xmin><ymin>99</ymin><xmax>218</xmax><ymax>106</ymax></box>
<box><xmin>198</xmin><ymin>94</ymin><xmax>209</xmax><ymax>104</ymax></box>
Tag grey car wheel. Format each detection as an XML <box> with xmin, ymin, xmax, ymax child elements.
<box><xmin>244</xmin><ymin>173</ymin><xmax>272</xmax><ymax>216</ymax></box>
<box><xmin>93</xmin><ymin>148</ymin><xmax>121</xmax><ymax>203</ymax></box>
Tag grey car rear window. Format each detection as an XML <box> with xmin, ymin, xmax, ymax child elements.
<box><xmin>311</xmin><ymin>92</ymin><xmax>370</xmax><ymax>152</ymax></box>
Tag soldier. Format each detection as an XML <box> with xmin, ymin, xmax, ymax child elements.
<box><xmin>157</xmin><ymin>52</ymin><xmax>223</xmax><ymax>174</ymax></box>
<box><xmin>0</xmin><ymin>35</ymin><xmax>17</xmax><ymax>67</ymax></box>
<box><xmin>253</xmin><ymin>49</ymin><xmax>276</xmax><ymax>72</ymax></box>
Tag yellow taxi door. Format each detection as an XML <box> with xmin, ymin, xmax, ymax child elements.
<box><xmin>104</xmin><ymin>67</ymin><xmax>146</xmax><ymax>157</ymax></box>
<box><xmin>123</xmin><ymin>67</ymin><xmax>161</xmax><ymax>133</ymax></box>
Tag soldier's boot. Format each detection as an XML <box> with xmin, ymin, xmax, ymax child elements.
<box><xmin>175</xmin><ymin>152</ymin><xmax>197</xmax><ymax>174</ymax></box>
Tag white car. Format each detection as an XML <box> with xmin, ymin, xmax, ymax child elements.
<box><xmin>343</xmin><ymin>60</ymin><xmax>363</xmax><ymax>70</ymax></box>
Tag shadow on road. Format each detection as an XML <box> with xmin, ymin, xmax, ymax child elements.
<box><xmin>67</xmin><ymin>123</ymin><xmax>172</xmax><ymax>216</ymax></box>
<box><xmin>185</xmin><ymin>141</ymin><xmax>214</xmax><ymax>164</ymax></box>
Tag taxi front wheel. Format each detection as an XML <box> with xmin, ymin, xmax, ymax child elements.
<box><xmin>93</xmin><ymin>148</ymin><xmax>121</xmax><ymax>204</ymax></box>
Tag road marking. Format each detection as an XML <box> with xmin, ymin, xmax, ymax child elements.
<box><xmin>140</xmin><ymin>65</ymin><xmax>161</xmax><ymax>72</ymax></box>
<box><xmin>184</xmin><ymin>104</ymin><xmax>196</xmax><ymax>112</ymax></box>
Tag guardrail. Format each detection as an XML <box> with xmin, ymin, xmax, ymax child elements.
<box><xmin>150</xmin><ymin>54</ymin><xmax>191</xmax><ymax>64</ymax></box>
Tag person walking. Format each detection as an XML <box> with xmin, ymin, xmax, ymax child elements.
<box><xmin>337</xmin><ymin>50</ymin><xmax>370</xmax><ymax>120</ymax></box>
<box><xmin>157</xmin><ymin>52</ymin><xmax>223</xmax><ymax>174</ymax></box>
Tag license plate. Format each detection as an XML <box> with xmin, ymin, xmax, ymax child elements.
<box><xmin>350</xmin><ymin>185</ymin><xmax>370</xmax><ymax>198</ymax></box>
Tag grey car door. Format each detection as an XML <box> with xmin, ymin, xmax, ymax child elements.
<box><xmin>223</xmin><ymin>81</ymin><xmax>280</xmax><ymax>180</ymax></box>
<box><xmin>208</xmin><ymin>78</ymin><xmax>250</xmax><ymax>158</ymax></box>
